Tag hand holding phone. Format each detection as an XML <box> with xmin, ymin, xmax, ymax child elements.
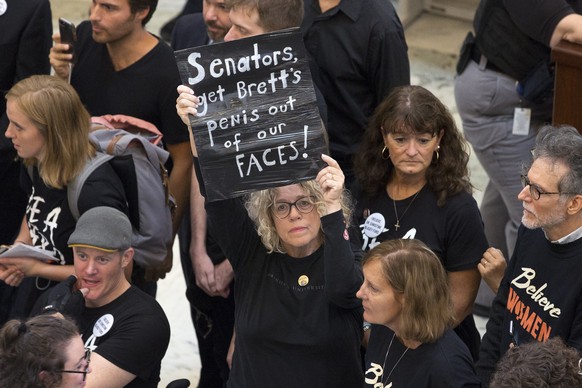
<box><xmin>58</xmin><ymin>18</ymin><xmax>77</xmax><ymax>63</ymax></box>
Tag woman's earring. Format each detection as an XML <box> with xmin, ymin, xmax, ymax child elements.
<box><xmin>381</xmin><ymin>146</ymin><xmax>390</xmax><ymax>160</ymax></box>
<box><xmin>433</xmin><ymin>145</ymin><xmax>440</xmax><ymax>164</ymax></box>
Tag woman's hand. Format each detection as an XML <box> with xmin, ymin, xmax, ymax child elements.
<box><xmin>176</xmin><ymin>85</ymin><xmax>201</xmax><ymax>126</ymax></box>
<box><xmin>0</xmin><ymin>257</ymin><xmax>42</xmax><ymax>285</ymax></box>
<box><xmin>0</xmin><ymin>264</ymin><xmax>25</xmax><ymax>287</ymax></box>
<box><xmin>316</xmin><ymin>154</ymin><xmax>344</xmax><ymax>214</ymax></box>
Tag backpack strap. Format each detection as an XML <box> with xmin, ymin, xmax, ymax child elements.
<box><xmin>67</xmin><ymin>152</ymin><xmax>114</xmax><ymax>220</ymax></box>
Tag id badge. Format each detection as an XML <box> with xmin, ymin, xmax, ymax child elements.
<box><xmin>512</xmin><ymin>107</ymin><xmax>531</xmax><ymax>136</ymax></box>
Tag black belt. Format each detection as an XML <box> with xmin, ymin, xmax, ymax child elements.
<box><xmin>471</xmin><ymin>45</ymin><xmax>502</xmax><ymax>73</ymax></box>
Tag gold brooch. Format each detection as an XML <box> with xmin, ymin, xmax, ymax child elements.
<box><xmin>298</xmin><ymin>275</ymin><xmax>309</xmax><ymax>286</ymax></box>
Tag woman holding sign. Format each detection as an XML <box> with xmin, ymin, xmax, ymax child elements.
<box><xmin>177</xmin><ymin>85</ymin><xmax>364</xmax><ymax>386</ymax></box>
<box><xmin>351</xmin><ymin>85</ymin><xmax>487</xmax><ymax>361</ymax></box>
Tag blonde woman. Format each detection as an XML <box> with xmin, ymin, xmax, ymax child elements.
<box><xmin>177</xmin><ymin>86</ymin><xmax>364</xmax><ymax>387</ymax></box>
<box><xmin>0</xmin><ymin>75</ymin><xmax>127</xmax><ymax>318</ymax></box>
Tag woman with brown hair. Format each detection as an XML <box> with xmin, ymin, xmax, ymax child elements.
<box><xmin>352</xmin><ymin>85</ymin><xmax>488</xmax><ymax>360</ymax></box>
<box><xmin>357</xmin><ymin>239</ymin><xmax>480</xmax><ymax>387</ymax></box>
<box><xmin>0</xmin><ymin>314</ymin><xmax>90</xmax><ymax>387</ymax></box>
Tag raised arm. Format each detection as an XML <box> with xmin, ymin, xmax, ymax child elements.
<box><xmin>176</xmin><ymin>84</ymin><xmax>202</xmax><ymax>156</ymax></box>
<box><xmin>49</xmin><ymin>33</ymin><xmax>74</xmax><ymax>81</ymax></box>
<box><xmin>315</xmin><ymin>154</ymin><xmax>344</xmax><ymax>215</ymax></box>
<box><xmin>317</xmin><ymin>155</ymin><xmax>363</xmax><ymax>308</ymax></box>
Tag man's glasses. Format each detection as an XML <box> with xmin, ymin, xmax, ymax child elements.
<box><xmin>271</xmin><ymin>196</ymin><xmax>316</xmax><ymax>219</ymax></box>
<box><xmin>59</xmin><ymin>348</ymin><xmax>91</xmax><ymax>381</ymax></box>
<box><xmin>520</xmin><ymin>175</ymin><xmax>577</xmax><ymax>200</ymax></box>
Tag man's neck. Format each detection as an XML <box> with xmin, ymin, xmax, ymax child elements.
<box><xmin>319</xmin><ymin>0</ymin><xmax>341</xmax><ymax>13</ymax></box>
<box><xmin>544</xmin><ymin>217</ymin><xmax>582</xmax><ymax>242</ymax></box>
<box><xmin>87</xmin><ymin>279</ymin><xmax>131</xmax><ymax>308</ymax></box>
<box><xmin>106</xmin><ymin>27</ymin><xmax>158</xmax><ymax>71</ymax></box>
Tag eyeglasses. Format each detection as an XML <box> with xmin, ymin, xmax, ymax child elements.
<box><xmin>271</xmin><ymin>196</ymin><xmax>316</xmax><ymax>219</ymax></box>
<box><xmin>520</xmin><ymin>175</ymin><xmax>578</xmax><ymax>200</ymax></box>
<box><xmin>59</xmin><ymin>348</ymin><xmax>91</xmax><ymax>381</ymax></box>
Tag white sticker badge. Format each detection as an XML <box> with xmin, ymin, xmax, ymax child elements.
<box><xmin>363</xmin><ymin>213</ymin><xmax>386</xmax><ymax>238</ymax></box>
<box><xmin>93</xmin><ymin>314</ymin><xmax>114</xmax><ymax>337</ymax></box>
<box><xmin>0</xmin><ymin>0</ymin><xmax>7</xmax><ymax>16</ymax></box>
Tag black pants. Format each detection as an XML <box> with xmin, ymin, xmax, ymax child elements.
<box><xmin>178</xmin><ymin>210</ymin><xmax>234</xmax><ymax>388</ymax></box>
<box><xmin>0</xmin><ymin>157</ymin><xmax>29</xmax><ymax>325</ymax></box>
<box><xmin>0</xmin><ymin>157</ymin><xmax>27</xmax><ymax>244</ymax></box>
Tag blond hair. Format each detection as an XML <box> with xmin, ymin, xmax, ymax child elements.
<box><xmin>245</xmin><ymin>180</ymin><xmax>352</xmax><ymax>253</ymax></box>
<box><xmin>6</xmin><ymin>75</ymin><xmax>95</xmax><ymax>188</ymax></box>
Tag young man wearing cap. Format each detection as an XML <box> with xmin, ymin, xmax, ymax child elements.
<box><xmin>35</xmin><ymin>206</ymin><xmax>170</xmax><ymax>388</ymax></box>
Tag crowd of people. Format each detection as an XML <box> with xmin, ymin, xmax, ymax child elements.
<box><xmin>1</xmin><ymin>0</ymin><xmax>582</xmax><ymax>387</ymax></box>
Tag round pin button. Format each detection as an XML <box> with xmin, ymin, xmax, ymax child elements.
<box><xmin>0</xmin><ymin>0</ymin><xmax>7</xmax><ymax>16</ymax></box>
<box><xmin>93</xmin><ymin>314</ymin><xmax>114</xmax><ymax>337</ymax></box>
<box><xmin>298</xmin><ymin>275</ymin><xmax>309</xmax><ymax>287</ymax></box>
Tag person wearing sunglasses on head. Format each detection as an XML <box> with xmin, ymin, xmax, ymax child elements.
<box><xmin>0</xmin><ymin>314</ymin><xmax>90</xmax><ymax>387</ymax></box>
<box><xmin>477</xmin><ymin>125</ymin><xmax>582</xmax><ymax>387</ymax></box>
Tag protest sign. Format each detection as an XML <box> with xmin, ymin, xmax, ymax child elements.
<box><xmin>175</xmin><ymin>28</ymin><xmax>327</xmax><ymax>202</ymax></box>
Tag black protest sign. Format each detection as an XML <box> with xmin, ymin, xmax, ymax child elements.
<box><xmin>175</xmin><ymin>28</ymin><xmax>327</xmax><ymax>202</ymax></box>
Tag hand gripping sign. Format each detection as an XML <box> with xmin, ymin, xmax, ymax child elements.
<box><xmin>175</xmin><ymin>28</ymin><xmax>327</xmax><ymax>202</ymax></box>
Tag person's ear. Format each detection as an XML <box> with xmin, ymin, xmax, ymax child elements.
<box><xmin>121</xmin><ymin>248</ymin><xmax>134</xmax><ymax>268</ymax></box>
<box><xmin>566</xmin><ymin>194</ymin><xmax>582</xmax><ymax>216</ymax></box>
<box><xmin>134</xmin><ymin>7</ymin><xmax>150</xmax><ymax>24</ymax></box>
<box><xmin>437</xmin><ymin>129</ymin><xmax>445</xmax><ymax>143</ymax></box>
<box><xmin>38</xmin><ymin>370</ymin><xmax>49</xmax><ymax>384</ymax></box>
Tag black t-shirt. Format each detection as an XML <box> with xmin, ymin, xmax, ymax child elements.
<box><xmin>71</xmin><ymin>21</ymin><xmax>189</xmax><ymax>146</ymax></box>
<box><xmin>79</xmin><ymin>286</ymin><xmax>170</xmax><ymax>388</ymax></box>
<box><xmin>352</xmin><ymin>185</ymin><xmax>488</xmax><ymax>358</ymax></box>
<box><xmin>206</xmin><ymin>196</ymin><xmax>364</xmax><ymax>387</ymax></box>
<box><xmin>365</xmin><ymin>325</ymin><xmax>480</xmax><ymax>388</ymax></box>
<box><xmin>352</xmin><ymin>185</ymin><xmax>487</xmax><ymax>271</ymax></box>
<box><xmin>491</xmin><ymin>0</ymin><xmax>580</xmax><ymax>46</ymax></box>
<box><xmin>22</xmin><ymin>163</ymin><xmax>126</xmax><ymax>265</ymax></box>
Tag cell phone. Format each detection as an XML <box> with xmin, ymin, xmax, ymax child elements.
<box><xmin>509</xmin><ymin>320</ymin><xmax>519</xmax><ymax>347</ymax></box>
<box><xmin>58</xmin><ymin>18</ymin><xmax>77</xmax><ymax>62</ymax></box>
